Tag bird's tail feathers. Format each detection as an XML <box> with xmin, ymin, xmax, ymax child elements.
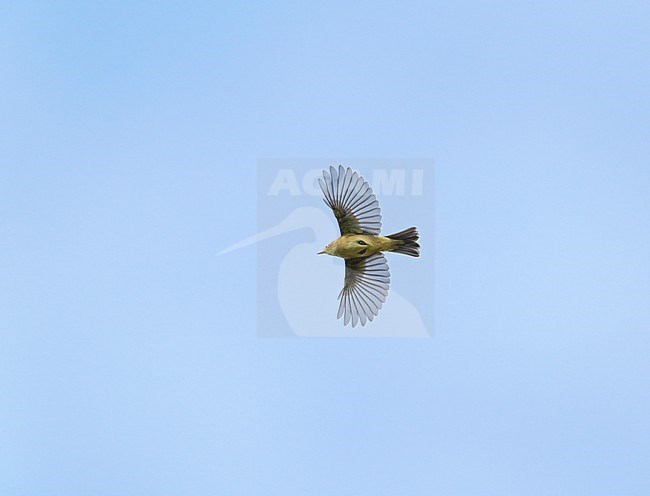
<box><xmin>387</xmin><ymin>227</ymin><xmax>420</xmax><ymax>257</ymax></box>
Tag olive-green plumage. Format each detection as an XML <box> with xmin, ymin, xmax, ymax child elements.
<box><xmin>320</xmin><ymin>234</ymin><xmax>397</xmax><ymax>259</ymax></box>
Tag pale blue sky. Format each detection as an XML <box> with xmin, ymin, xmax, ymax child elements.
<box><xmin>2</xmin><ymin>1</ymin><xmax>650</xmax><ymax>495</ymax></box>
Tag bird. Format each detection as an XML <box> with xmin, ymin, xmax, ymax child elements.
<box><xmin>318</xmin><ymin>165</ymin><xmax>420</xmax><ymax>327</ymax></box>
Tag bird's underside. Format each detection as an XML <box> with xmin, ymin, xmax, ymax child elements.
<box><xmin>318</xmin><ymin>165</ymin><xmax>420</xmax><ymax>327</ymax></box>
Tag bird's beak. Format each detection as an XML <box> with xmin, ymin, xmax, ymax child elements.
<box><xmin>317</xmin><ymin>251</ymin><xmax>324</xmax><ymax>255</ymax></box>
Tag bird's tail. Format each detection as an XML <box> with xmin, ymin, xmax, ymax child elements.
<box><xmin>387</xmin><ymin>227</ymin><xmax>420</xmax><ymax>257</ymax></box>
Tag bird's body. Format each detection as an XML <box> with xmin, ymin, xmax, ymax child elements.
<box><xmin>318</xmin><ymin>165</ymin><xmax>420</xmax><ymax>327</ymax></box>
<box><xmin>322</xmin><ymin>234</ymin><xmax>393</xmax><ymax>259</ymax></box>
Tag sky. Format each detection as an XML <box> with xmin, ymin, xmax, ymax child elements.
<box><xmin>2</xmin><ymin>1</ymin><xmax>650</xmax><ymax>495</ymax></box>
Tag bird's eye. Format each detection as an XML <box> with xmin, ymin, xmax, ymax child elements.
<box><xmin>357</xmin><ymin>240</ymin><xmax>367</xmax><ymax>245</ymax></box>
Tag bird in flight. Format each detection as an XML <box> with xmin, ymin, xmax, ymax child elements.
<box><xmin>318</xmin><ymin>165</ymin><xmax>420</xmax><ymax>327</ymax></box>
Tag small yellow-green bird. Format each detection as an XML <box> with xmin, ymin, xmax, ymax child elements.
<box><xmin>318</xmin><ymin>165</ymin><xmax>420</xmax><ymax>327</ymax></box>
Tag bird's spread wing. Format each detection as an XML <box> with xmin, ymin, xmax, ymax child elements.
<box><xmin>338</xmin><ymin>253</ymin><xmax>390</xmax><ymax>327</ymax></box>
<box><xmin>318</xmin><ymin>165</ymin><xmax>382</xmax><ymax>235</ymax></box>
